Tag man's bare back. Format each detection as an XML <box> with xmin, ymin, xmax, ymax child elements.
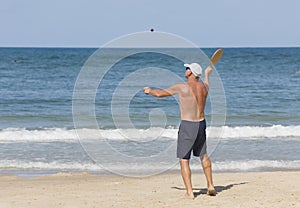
<box><xmin>165</xmin><ymin>81</ymin><xmax>208</xmax><ymax>121</ymax></box>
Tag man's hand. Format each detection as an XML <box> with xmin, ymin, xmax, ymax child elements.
<box><xmin>144</xmin><ymin>87</ymin><xmax>152</xmax><ymax>94</ymax></box>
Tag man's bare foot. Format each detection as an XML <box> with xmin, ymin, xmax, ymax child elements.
<box><xmin>207</xmin><ymin>187</ymin><xmax>216</xmax><ymax>196</ymax></box>
<box><xmin>185</xmin><ymin>192</ymin><xmax>195</xmax><ymax>199</ymax></box>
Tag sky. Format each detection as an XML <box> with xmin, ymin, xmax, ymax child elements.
<box><xmin>1</xmin><ymin>0</ymin><xmax>300</xmax><ymax>47</ymax></box>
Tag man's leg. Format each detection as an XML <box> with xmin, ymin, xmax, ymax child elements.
<box><xmin>180</xmin><ymin>159</ymin><xmax>194</xmax><ymax>199</ymax></box>
<box><xmin>200</xmin><ymin>154</ymin><xmax>216</xmax><ymax>195</ymax></box>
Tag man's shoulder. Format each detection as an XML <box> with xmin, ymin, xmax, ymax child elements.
<box><xmin>172</xmin><ymin>82</ymin><xmax>186</xmax><ymax>87</ymax></box>
<box><xmin>198</xmin><ymin>81</ymin><xmax>209</xmax><ymax>92</ymax></box>
<box><xmin>173</xmin><ymin>82</ymin><xmax>188</xmax><ymax>89</ymax></box>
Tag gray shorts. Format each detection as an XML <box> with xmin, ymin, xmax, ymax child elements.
<box><xmin>177</xmin><ymin>120</ymin><xmax>207</xmax><ymax>159</ymax></box>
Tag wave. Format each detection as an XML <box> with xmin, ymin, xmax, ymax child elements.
<box><xmin>1</xmin><ymin>159</ymin><xmax>299</xmax><ymax>172</ymax></box>
<box><xmin>0</xmin><ymin>125</ymin><xmax>299</xmax><ymax>142</ymax></box>
<box><xmin>211</xmin><ymin>125</ymin><xmax>300</xmax><ymax>139</ymax></box>
<box><xmin>211</xmin><ymin>160</ymin><xmax>300</xmax><ymax>171</ymax></box>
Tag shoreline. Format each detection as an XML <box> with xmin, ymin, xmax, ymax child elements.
<box><xmin>1</xmin><ymin>168</ymin><xmax>299</xmax><ymax>178</ymax></box>
<box><xmin>0</xmin><ymin>171</ymin><xmax>299</xmax><ymax>208</ymax></box>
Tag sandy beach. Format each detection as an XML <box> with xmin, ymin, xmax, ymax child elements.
<box><xmin>0</xmin><ymin>171</ymin><xmax>299</xmax><ymax>208</ymax></box>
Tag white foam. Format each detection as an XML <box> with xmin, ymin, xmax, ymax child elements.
<box><xmin>1</xmin><ymin>159</ymin><xmax>299</xmax><ymax>172</ymax></box>
<box><xmin>0</xmin><ymin>128</ymin><xmax>79</xmax><ymax>142</ymax></box>
<box><xmin>211</xmin><ymin>160</ymin><xmax>300</xmax><ymax>171</ymax></box>
<box><xmin>0</xmin><ymin>125</ymin><xmax>299</xmax><ymax>142</ymax></box>
<box><xmin>0</xmin><ymin>160</ymin><xmax>101</xmax><ymax>171</ymax></box>
<box><xmin>213</xmin><ymin>125</ymin><xmax>300</xmax><ymax>139</ymax></box>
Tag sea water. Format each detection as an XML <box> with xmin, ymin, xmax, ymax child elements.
<box><xmin>0</xmin><ymin>47</ymin><xmax>299</xmax><ymax>176</ymax></box>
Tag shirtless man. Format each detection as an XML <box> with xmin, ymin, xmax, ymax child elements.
<box><xmin>144</xmin><ymin>63</ymin><xmax>215</xmax><ymax>199</ymax></box>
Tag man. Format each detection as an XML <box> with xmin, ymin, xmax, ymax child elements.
<box><xmin>144</xmin><ymin>62</ymin><xmax>215</xmax><ymax>199</ymax></box>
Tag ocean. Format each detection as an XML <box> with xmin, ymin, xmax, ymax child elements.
<box><xmin>0</xmin><ymin>47</ymin><xmax>299</xmax><ymax>177</ymax></box>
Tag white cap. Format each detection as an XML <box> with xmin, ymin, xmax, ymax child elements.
<box><xmin>184</xmin><ymin>63</ymin><xmax>202</xmax><ymax>77</ymax></box>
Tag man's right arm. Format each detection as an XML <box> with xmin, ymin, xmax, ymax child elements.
<box><xmin>204</xmin><ymin>66</ymin><xmax>213</xmax><ymax>90</ymax></box>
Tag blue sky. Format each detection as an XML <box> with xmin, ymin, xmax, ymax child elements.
<box><xmin>1</xmin><ymin>0</ymin><xmax>299</xmax><ymax>47</ymax></box>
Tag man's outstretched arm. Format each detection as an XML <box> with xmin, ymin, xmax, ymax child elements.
<box><xmin>144</xmin><ymin>87</ymin><xmax>171</xmax><ymax>97</ymax></box>
<box><xmin>144</xmin><ymin>84</ymin><xmax>180</xmax><ymax>97</ymax></box>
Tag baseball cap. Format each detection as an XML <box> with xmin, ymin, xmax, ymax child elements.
<box><xmin>184</xmin><ymin>63</ymin><xmax>202</xmax><ymax>77</ymax></box>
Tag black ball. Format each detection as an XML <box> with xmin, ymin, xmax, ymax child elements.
<box><xmin>150</xmin><ymin>28</ymin><xmax>154</xmax><ymax>32</ymax></box>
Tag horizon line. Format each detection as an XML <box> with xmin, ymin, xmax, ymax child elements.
<box><xmin>0</xmin><ymin>45</ymin><xmax>300</xmax><ymax>49</ymax></box>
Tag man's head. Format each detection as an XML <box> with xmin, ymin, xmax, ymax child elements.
<box><xmin>184</xmin><ymin>63</ymin><xmax>202</xmax><ymax>79</ymax></box>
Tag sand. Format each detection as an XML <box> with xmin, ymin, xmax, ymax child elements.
<box><xmin>0</xmin><ymin>171</ymin><xmax>299</xmax><ymax>208</ymax></box>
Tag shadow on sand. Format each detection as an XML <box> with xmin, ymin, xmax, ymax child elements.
<box><xmin>171</xmin><ymin>182</ymin><xmax>248</xmax><ymax>197</ymax></box>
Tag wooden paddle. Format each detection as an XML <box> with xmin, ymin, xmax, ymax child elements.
<box><xmin>210</xmin><ymin>48</ymin><xmax>223</xmax><ymax>67</ymax></box>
